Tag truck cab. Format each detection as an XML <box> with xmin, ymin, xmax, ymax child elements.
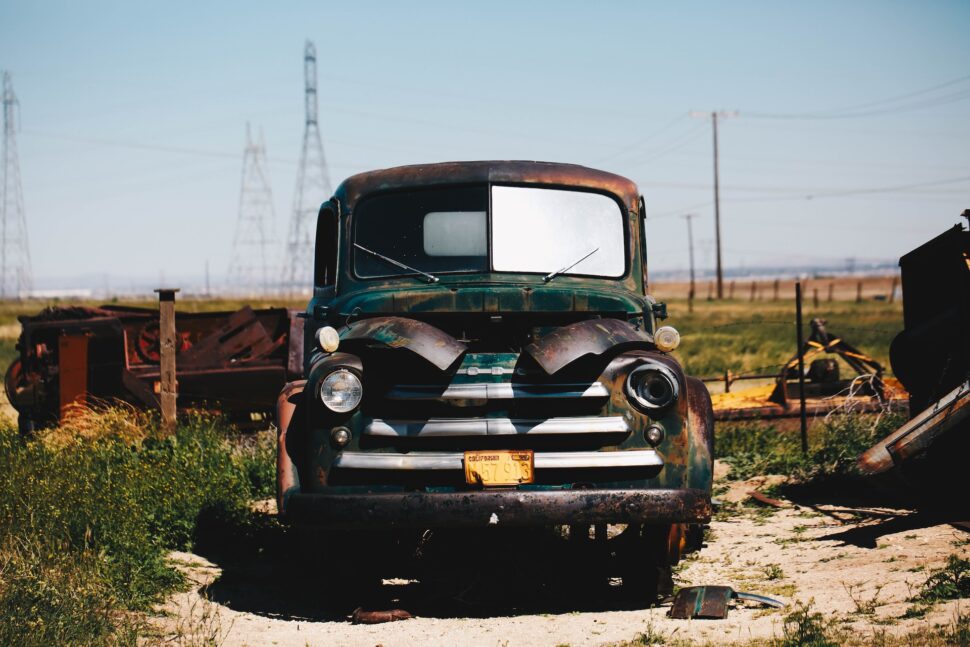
<box><xmin>277</xmin><ymin>161</ymin><xmax>713</xmax><ymax>602</ymax></box>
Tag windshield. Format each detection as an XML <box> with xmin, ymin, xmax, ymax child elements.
<box><xmin>353</xmin><ymin>185</ymin><xmax>626</xmax><ymax>280</ymax></box>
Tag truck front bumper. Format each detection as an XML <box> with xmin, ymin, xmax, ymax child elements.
<box><xmin>284</xmin><ymin>487</ymin><xmax>711</xmax><ymax>529</ymax></box>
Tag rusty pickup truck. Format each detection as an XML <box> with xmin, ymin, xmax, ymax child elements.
<box><xmin>276</xmin><ymin>161</ymin><xmax>713</xmax><ymax>603</ymax></box>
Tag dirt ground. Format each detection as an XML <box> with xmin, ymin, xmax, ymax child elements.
<box><xmin>157</xmin><ymin>469</ymin><xmax>970</xmax><ymax>647</ymax></box>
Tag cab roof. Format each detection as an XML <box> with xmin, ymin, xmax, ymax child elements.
<box><xmin>336</xmin><ymin>161</ymin><xmax>640</xmax><ymax>212</ymax></box>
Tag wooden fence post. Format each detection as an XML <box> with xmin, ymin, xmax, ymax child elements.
<box><xmin>155</xmin><ymin>288</ymin><xmax>179</xmax><ymax>433</ymax></box>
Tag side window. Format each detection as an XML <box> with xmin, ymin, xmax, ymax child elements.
<box><xmin>314</xmin><ymin>202</ymin><xmax>338</xmax><ymax>287</ymax></box>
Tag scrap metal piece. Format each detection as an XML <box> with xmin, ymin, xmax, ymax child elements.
<box><xmin>524</xmin><ymin>318</ymin><xmax>653</xmax><ymax>375</ymax></box>
<box><xmin>351</xmin><ymin>607</ymin><xmax>412</xmax><ymax>624</ymax></box>
<box><xmin>669</xmin><ymin>586</ymin><xmax>785</xmax><ymax>619</ymax></box>
<box><xmin>669</xmin><ymin>585</ymin><xmax>733</xmax><ymax>619</ymax></box>
<box><xmin>734</xmin><ymin>591</ymin><xmax>785</xmax><ymax>608</ymax></box>
<box><xmin>339</xmin><ymin>316</ymin><xmax>466</xmax><ymax>371</ymax></box>
<box><xmin>748</xmin><ymin>490</ymin><xmax>791</xmax><ymax>509</ymax></box>
<box><xmin>858</xmin><ymin>379</ymin><xmax>970</xmax><ymax>476</ymax></box>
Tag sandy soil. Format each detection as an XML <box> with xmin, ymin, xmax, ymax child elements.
<box><xmin>156</xmin><ymin>475</ymin><xmax>969</xmax><ymax>647</ymax></box>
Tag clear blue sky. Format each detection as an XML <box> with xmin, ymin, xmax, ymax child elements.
<box><xmin>1</xmin><ymin>0</ymin><xmax>968</xmax><ymax>292</ymax></box>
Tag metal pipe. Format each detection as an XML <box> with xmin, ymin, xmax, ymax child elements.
<box><xmin>795</xmin><ymin>282</ymin><xmax>808</xmax><ymax>454</ymax></box>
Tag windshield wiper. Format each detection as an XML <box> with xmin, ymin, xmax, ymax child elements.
<box><xmin>354</xmin><ymin>243</ymin><xmax>440</xmax><ymax>284</ymax></box>
<box><xmin>543</xmin><ymin>248</ymin><xmax>599</xmax><ymax>283</ymax></box>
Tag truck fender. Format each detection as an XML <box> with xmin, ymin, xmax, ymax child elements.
<box><xmin>339</xmin><ymin>316</ymin><xmax>466</xmax><ymax>371</ymax></box>
<box><xmin>276</xmin><ymin>380</ymin><xmax>306</xmax><ymax>517</ymax></box>
<box><xmin>524</xmin><ymin>318</ymin><xmax>654</xmax><ymax>374</ymax></box>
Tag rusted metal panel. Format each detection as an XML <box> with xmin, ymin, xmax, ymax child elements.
<box><xmin>339</xmin><ymin>316</ymin><xmax>466</xmax><ymax>371</ymax></box>
<box><xmin>8</xmin><ymin>305</ymin><xmax>304</xmax><ymax>430</ymax></box>
<box><xmin>669</xmin><ymin>585</ymin><xmax>733</xmax><ymax>619</ymax></box>
<box><xmin>524</xmin><ymin>318</ymin><xmax>653</xmax><ymax>375</ymax></box>
<box><xmin>351</xmin><ymin>608</ymin><xmax>412</xmax><ymax>624</ymax></box>
<box><xmin>178</xmin><ymin>306</ymin><xmax>277</xmax><ymax>368</ymax></box>
<box><xmin>58</xmin><ymin>333</ymin><xmax>89</xmax><ymax>416</ymax></box>
<box><xmin>858</xmin><ymin>380</ymin><xmax>970</xmax><ymax>476</ymax></box>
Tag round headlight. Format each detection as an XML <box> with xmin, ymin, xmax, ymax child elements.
<box><xmin>654</xmin><ymin>326</ymin><xmax>681</xmax><ymax>352</ymax></box>
<box><xmin>319</xmin><ymin>369</ymin><xmax>363</xmax><ymax>413</ymax></box>
<box><xmin>626</xmin><ymin>364</ymin><xmax>680</xmax><ymax>411</ymax></box>
<box><xmin>316</xmin><ymin>326</ymin><xmax>340</xmax><ymax>353</ymax></box>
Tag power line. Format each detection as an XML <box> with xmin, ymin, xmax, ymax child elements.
<box><xmin>746</xmin><ymin>73</ymin><xmax>970</xmax><ymax>120</ymax></box>
<box><xmin>724</xmin><ymin>174</ymin><xmax>970</xmax><ymax>202</ymax></box>
<box><xmin>622</xmin><ymin>122</ymin><xmax>709</xmax><ymax>168</ymax></box>
<box><xmin>592</xmin><ymin>114</ymin><xmax>688</xmax><ymax>164</ymax></box>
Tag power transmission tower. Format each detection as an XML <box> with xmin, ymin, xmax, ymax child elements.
<box><xmin>228</xmin><ymin>124</ymin><xmax>276</xmax><ymax>295</ymax></box>
<box><xmin>281</xmin><ymin>40</ymin><xmax>332</xmax><ymax>295</ymax></box>
<box><xmin>690</xmin><ymin>110</ymin><xmax>736</xmax><ymax>300</ymax></box>
<box><xmin>1</xmin><ymin>72</ymin><xmax>32</xmax><ymax>300</ymax></box>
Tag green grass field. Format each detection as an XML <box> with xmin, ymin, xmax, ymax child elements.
<box><xmin>665</xmin><ymin>298</ymin><xmax>903</xmax><ymax>378</ymax></box>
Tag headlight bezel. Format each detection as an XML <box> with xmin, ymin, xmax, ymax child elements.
<box><xmin>625</xmin><ymin>362</ymin><xmax>680</xmax><ymax>413</ymax></box>
<box><xmin>318</xmin><ymin>367</ymin><xmax>364</xmax><ymax>413</ymax></box>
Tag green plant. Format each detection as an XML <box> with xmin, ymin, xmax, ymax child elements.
<box><xmin>0</xmin><ymin>408</ymin><xmax>255</xmax><ymax>645</ymax></box>
<box><xmin>764</xmin><ymin>563</ymin><xmax>785</xmax><ymax>580</ymax></box>
<box><xmin>778</xmin><ymin>600</ymin><xmax>841</xmax><ymax>647</ymax></box>
<box><xmin>715</xmin><ymin>412</ymin><xmax>905</xmax><ymax>483</ymax></box>
<box><xmin>630</xmin><ymin>621</ymin><xmax>667</xmax><ymax>646</ymax></box>
<box><xmin>906</xmin><ymin>554</ymin><xmax>970</xmax><ymax>619</ymax></box>
<box><xmin>844</xmin><ymin>582</ymin><xmax>884</xmax><ymax>615</ymax></box>
<box><xmin>232</xmin><ymin>429</ymin><xmax>277</xmax><ymax>499</ymax></box>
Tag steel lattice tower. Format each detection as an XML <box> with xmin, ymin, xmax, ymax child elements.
<box><xmin>1</xmin><ymin>72</ymin><xmax>32</xmax><ymax>300</ymax></box>
<box><xmin>281</xmin><ymin>40</ymin><xmax>332</xmax><ymax>294</ymax></box>
<box><xmin>228</xmin><ymin>124</ymin><xmax>276</xmax><ymax>295</ymax></box>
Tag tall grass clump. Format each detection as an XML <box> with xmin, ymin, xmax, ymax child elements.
<box><xmin>0</xmin><ymin>406</ymin><xmax>258</xmax><ymax>646</ymax></box>
<box><xmin>716</xmin><ymin>411</ymin><xmax>905</xmax><ymax>482</ymax></box>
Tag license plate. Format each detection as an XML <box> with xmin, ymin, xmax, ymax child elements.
<box><xmin>464</xmin><ymin>450</ymin><xmax>534</xmax><ymax>486</ymax></box>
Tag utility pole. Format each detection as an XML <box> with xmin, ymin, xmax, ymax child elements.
<box><xmin>690</xmin><ymin>110</ymin><xmax>736</xmax><ymax>299</ymax></box>
<box><xmin>281</xmin><ymin>40</ymin><xmax>332</xmax><ymax>296</ymax></box>
<box><xmin>228</xmin><ymin>124</ymin><xmax>276</xmax><ymax>296</ymax></box>
<box><xmin>1</xmin><ymin>71</ymin><xmax>32</xmax><ymax>300</ymax></box>
<box><xmin>682</xmin><ymin>213</ymin><xmax>697</xmax><ymax>312</ymax></box>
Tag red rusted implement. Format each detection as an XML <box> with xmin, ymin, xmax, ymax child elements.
<box><xmin>6</xmin><ymin>304</ymin><xmax>304</xmax><ymax>432</ymax></box>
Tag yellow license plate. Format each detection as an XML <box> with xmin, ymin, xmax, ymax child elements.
<box><xmin>464</xmin><ymin>450</ymin><xmax>534</xmax><ymax>486</ymax></box>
